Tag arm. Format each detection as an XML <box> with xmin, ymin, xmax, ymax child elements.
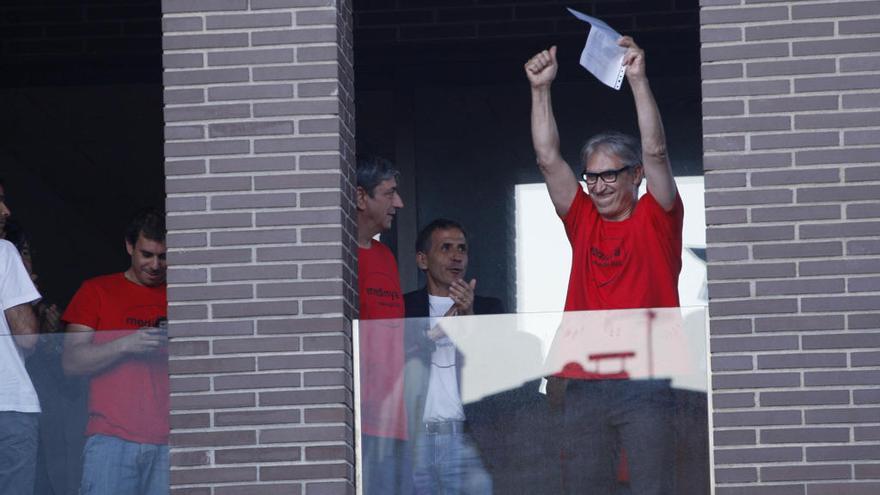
<box><xmin>1</xmin><ymin>242</ymin><xmax>40</xmax><ymax>351</ymax></box>
<box><xmin>62</xmin><ymin>323</ymin><xmax>165</xmax><ymax>376</ymax></box>
<box><xmin>620</xmin><ymin>36</ymin><xmax>677</xmax><ymax>211</ymax></box>
<box><xmin>5</xmin><ymin>303</ymin><xmax>38</xmax><ymax>351</ymax></box>
<box><xmin>526</xmin><ymin>46</ymin><xmax>580</xmax><ymax>217</ymax></box>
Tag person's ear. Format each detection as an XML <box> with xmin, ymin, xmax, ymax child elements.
<box><xmin>631</xmin><ymin>165</ymin><xmax>644</xmax><ymax>187</ymax></box>
<box><xmin>356</xmin><ymin>186</ymin><xmax>368</xmax><ymax>211</ymax></box>
<box><xmin>125</xmin><ymin>240</ymin><xmax>134</xmax><ymax>256</ymax></box>
<box><xmin>633</xmin><ymin>165</ymin><xmax>644</xmax><ymax>183</ymax></box>
<box><xmin>416</xmin><ymin>251</ymin><xmax>428</xmax><ymax>271</ymax></box>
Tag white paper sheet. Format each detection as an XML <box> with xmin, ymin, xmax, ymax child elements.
<box><xmin>567</xmin><ymin>7</ymin><xmax>627</xmax><ymax>90</ymax></box>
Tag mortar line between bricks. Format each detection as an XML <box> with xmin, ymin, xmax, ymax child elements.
<box><xmin>167</xmin><ymin>116</ymin><xmax>336</xmax><ymax>125</ymax></box>
<box><xmin>173</xmin><ymin>385</ymin><xmax>348</xmax><ymax>394</ymax></box>
<box><xmin>247</xmin><ymin>5</ymin><xmax>339</xmax><ymax>11</ymax></box>
<box><xmin>747</xmin><ymin>404</ymin><xmax>880</xmax><ymax>411</ymax></box>
<box><xmin>163</xmin><ymin>12</ymin><xmax>241</xmax><ymax>19</ymax></box>
<box><xmin>174</xmin><ymin>462</ymin><xmax>351</xmax><ymax>470</ymax></box>
<box><xmin>165</xmin><ymin>114</ymin><xmax>339</xmax><ymax>124</ymax></box>
<box><xmin>718</xmin><ymin>458</ymin><xmax>865</xmax><ymax>465</ymax></box>
<box><xmin>164</xmin><ymin>61</ymin><xmax>320</xmax><ymax>72</ymax></box>
<box><xmin>703</xmin><ymin>24</ymin><xmax>880</xmax><ymax>36</ymax></box>
<box><xmin>205</xmin><ymin>295</ymin><xmax>343</xmax><ymax>301</ymax></box>
<box><xmin>183</xmin><ymin>206</ymin><xmax>347</xmax><ymax>213</ymax></box>
<box><xmin>207</xmin><ymin>459</ymin><xmax>352</xmax><ymax>466</ymax></box>
<box><xmin>167</xmin><ymin>174</ymin><xmax>345</xmax><ymax>182</ymax></box>
<box><xmin>210</xmin><ymin>63</ymin><xmax>342</xmax><ymax>70</ymax></box>
<box><xmin>169</xmin><ymin>92</ymin><xmax>337</xmax><ymax>101</ymax></box>
<box><xmin>167</xmin><ymin>225</ymin><xmax>344</xmax><ymax>233</ymax></box>
<box><xmin>205</xmin><ymin>167</ymin><xmax>345</xmax><ymax>175</ymax></box>
<box><xmin>164</xmin><ymin>37</ymin><xmax>340</xmax><ymax>48</ymax></box>
<box><xmin>166</xmin><ymin>78</ymin><xmax>342</xmax><ymax>87</ymax></box>
<box><xmin>220</xmin><ymin>332</ymin><xmax>345</xmax><ymax>338</ymax></box>
<box><xmin>184</xmin><ymin>351</ymin><xmax>348</xmax><ymax>359</ymax></box>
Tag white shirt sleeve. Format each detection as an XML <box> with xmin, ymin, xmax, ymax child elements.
<box><xmin>0</xmin><ymin>240</ymin><xmax>41</xmax><ymax>311</ymax></box>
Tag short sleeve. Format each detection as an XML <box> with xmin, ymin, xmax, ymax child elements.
<box><xmin>62</xmin><ymin>280</ymin><xmax>101</xmax><ymax>329</ymax></box>
<box><xmin>561</xmin><ymin>189</ymin><xmax>594</xmax><ymax>244</ymax></box>
<box><xmin>0</xmin><ymin>240</ymin><xmax>40</xmax><ymax>311</ymax></box>
<box><xmin>642</xmin><ymin>190</ymin><xmax>684</xmax><ymax>242</ymax></box>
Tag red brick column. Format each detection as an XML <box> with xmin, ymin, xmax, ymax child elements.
<box><xmin>702</xmin><ymin>1</ymin><xmax>880</xmax><ymax>493</ymax></box>
<box><xmin>162</xmin><ymin>1</ymin><xmax>356</xmax><ymax>493</ymax></box>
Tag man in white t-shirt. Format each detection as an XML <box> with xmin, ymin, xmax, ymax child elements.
<box><xmin>404</xmin><ymin>219</ymin><xmax>504</xmax><ymax>494</ymax></box>
<box><xmin>0</xmin><ymin>231</ymin><xmax>42</xmax><ymax>493</ymax></box>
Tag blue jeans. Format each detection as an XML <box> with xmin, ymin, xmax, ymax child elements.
<box><xmin>80</xmin><ymin>434</ymin><xmax>168</xmax><ymax>495</ymax></box>
<box><xmin>560</xmin><ymin>379</ymin><xmax>674</xmax><ymax>495</ymax></box>
<box><xmin>413</xmin><ymin>427</ymin><xmax>492</xmax><ymax>495</ymax></box>
<box><xmin>362</xmin><ymin>434</ymin><xmax>412</xmax><ymax>495</ymax></box>
<box><xmin>0</xmin><ymin>411</ymin><xmax>38</xmax><ymax>495</ymax></box>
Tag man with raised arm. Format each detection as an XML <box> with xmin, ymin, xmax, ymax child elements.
<box><xmin>62</xmin><ymin>208</ymin><xmax>169</xmax><ymax>495</ymax></box>
<box><xmin>525</xmin><ymin>38</ymin><xmax>683</xmax><ymax>494</ymax></box>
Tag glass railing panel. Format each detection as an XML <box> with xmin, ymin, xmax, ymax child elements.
<box><xmin>1</xmin><ymin>329</ymin><xmax>169</xmax><ymax>495</ymax></box>
<box><xmin>354</xmin><ymin>306</ymin><xmax>709</xmax><ymax>495</ymax></box>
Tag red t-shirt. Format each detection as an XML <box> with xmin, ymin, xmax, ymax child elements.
<box><xmin>62</xmin><ymin>273</ymin><xmax>169</xmax><ymax>444</ymax></box>
<box><xmin>563</xmin><ymin>189</ymin><xmax>683</xmax><ymax>311</ymax></box>
<box><xmin>358</xmin><ymin>240</ymin><xmax>407</xmax><ymax>440</ymax></box>
<box><xmin>558</xmin><ymin>189</ymin><xmax>683</xmax><ymax>379</ymax></box>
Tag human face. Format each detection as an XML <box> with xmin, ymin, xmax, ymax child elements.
<box><xmin>417</xmin><ymin>228</ymin><xmax>468</xmax><ymax>297</ymax></box>
<box><xmin>584</xmin><ymin>150</ymin><xmax>641</xmax><ymax>221</ymax></box>
<box><xmin>125</xmin><ymin>233</ymin><xmax>167</xmax><ymax>287</ymax></box>
<box><xmin>358</xmin><ymin>178</ymin><xmax>404</xmax><ymax>238</ymax></box>
<box><xmin>0</xmin><ymin>184</ymin><xmax>10</xmax><ymax>236</ymax></box>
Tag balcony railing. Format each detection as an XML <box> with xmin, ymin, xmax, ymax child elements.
<box><xmin>2</xmin><ymin>329</ymin><xmax>168</xmax><ymax>495</ymax></box>
<box><xmin>1</xmin><ymin>305</ymin><xmax>709</xmax><ymax>494</ymax></box>
<box><xmin>354</xmin><ymin>305</ymin><xmax>710</xmax><ymax>495</ymax></box>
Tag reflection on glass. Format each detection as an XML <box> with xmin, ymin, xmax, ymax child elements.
<box><xmin>355</xmin><ymin>306</ymin><xmax>709</xmax><ymax>494</ymax></box>
<box><xmin>0</xmin><ymin>331</ymin><xmax>169</xmax><ymax>495</ymax></box>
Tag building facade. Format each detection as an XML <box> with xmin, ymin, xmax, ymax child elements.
<box><xmin>161</xmin><ymin>0</ymin><xmax>880</xmax><ymax>493</ymax></box>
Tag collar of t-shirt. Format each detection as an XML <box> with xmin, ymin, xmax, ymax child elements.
<box><xmin>428</xmin><ymin>294</ymin><xmax>454</xmax><ymax>317</ymax></box>
<box><xmin>427</xmin><ymin>294</ymin><xmax>454</xmax><ymax>343</ymax></box>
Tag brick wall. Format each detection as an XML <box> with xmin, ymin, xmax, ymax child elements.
<box><xmin>0</xmin><ymin>0</ymin><xmax>161</xmax><ymax>85</ymax></box>
<box><xmin>702</xmin><ymin>1</ymin><xmax>880</xmax><ymax>493</ymax></box>
<box><xmin>355</xmin><ymin>0</ymin><xmax>698</xmax><ymax>43</ymax></box>
<box><xmin>162</xmin><ymin>0</ymin><xmax>356</xmax><ymax>493</ymax></box>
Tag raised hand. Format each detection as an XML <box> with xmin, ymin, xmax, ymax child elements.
<box><xmin>449</xmin><ymin>278</ymin><xmax>476</xmax><ymax>316</ymax></box>
<box><xmin>525</xmin><ymin>46</ymin><xmax>558</xmax><ymax>89</ymax></box>
<box><xmin>618</xmin><ymin>36</ymin><xmax>646</xmax><ymax>82</ymax></box>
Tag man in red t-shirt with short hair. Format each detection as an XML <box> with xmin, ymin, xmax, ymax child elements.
<box><xmin>62</xmin><ymin>208</ymin><xmax>168</xmax><ymax>495</ymax></box>
<box><xmin>526</xmin><ymin>37</ymin><xmax>682</xmax><ymax>494</ymax></box>
<box><xmin>355</xmin><ymin>155</ymin><xmax>410</xmax><ymax>495</ymax></box>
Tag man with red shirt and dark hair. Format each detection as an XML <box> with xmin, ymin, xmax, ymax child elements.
<box><xmin>355</xmin><ymin>155</ymin><xmax>410</xmax><ymax>495</ymax></box>
<box><xmin>62</xmin><ymin>208</ymin><xmax>168</xmax><ymax>495</ymax></box>
<box><xmin>526</xmin><ymin>37</ymin><xmax>682</xmax><ymax>494</ymax></box>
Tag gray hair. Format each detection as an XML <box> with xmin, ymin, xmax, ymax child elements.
<box><xmin>580</xmin><ymin>131</ymin><xmax>642</xmax><ymax>169</ymax></box>
<box><xmin>356</xmin><ymin>154</ymin><xmax>400</xmax><ymax>197</ymax></box>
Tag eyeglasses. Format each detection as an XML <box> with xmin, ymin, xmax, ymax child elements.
<box><xmin>581</xmin><ymin>165</ymin><xmax>633</xmax><ymax>185</ymax></box>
